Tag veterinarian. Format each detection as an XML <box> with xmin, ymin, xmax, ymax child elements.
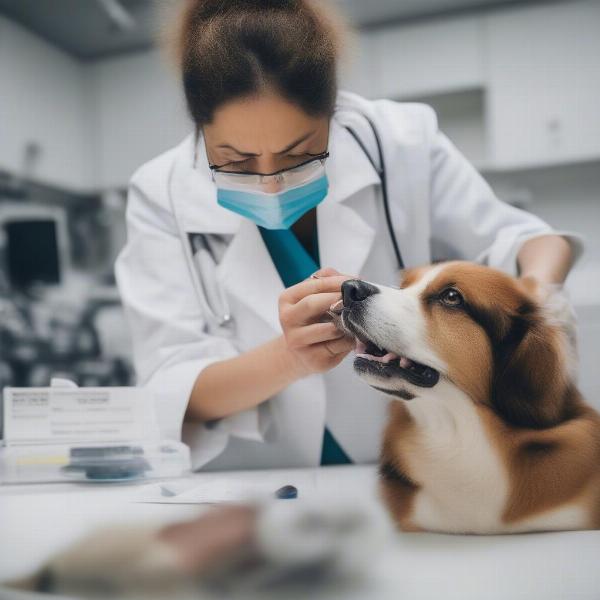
<box><xmin>115</xmin><ymin>0</ymin><xmax>580</xmax><ymax>470</ymax></box>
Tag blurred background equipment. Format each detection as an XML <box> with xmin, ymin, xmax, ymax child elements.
<box><xmin>0</xmin><ymin>0</ymin><xmax>598</xmax><ymax>405</ymax></box>
<box><xmin>0</xmin><ymin>196</ymin><xmax>134</xmax><ymax>389</ymax></box>
<box><xmin>1</xmin><ymin>204</ymin><xmax>67</xmax><ymax>288</ymax></box>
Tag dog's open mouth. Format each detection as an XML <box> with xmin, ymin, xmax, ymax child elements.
<box><xmin>353</xmin><ymin>337</ymin><xmax>440</xmax><ymax>388</ymax></box>
<box><xmin>328</xmin><ymin>300</ymin><xmax>440</xmax><ymax>388</ymax></box>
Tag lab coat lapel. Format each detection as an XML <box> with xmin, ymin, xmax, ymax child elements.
<box><xmin>170</xmin><ymin>135</ymin><xmax>284</xmax><ymax>334</ymax></box>
<box><xmin>318</xmin><ymin>121</ymin><xmax>380</xmax><ymax>277</ymax></box>
<box><xmin>217</xmin><ymin>218</ymin><xmax>284</xmax><ymax>334</ymax></box>
<box><xmin>171</xmin><ymin>121</ymin><xmax>382</xmax><ymax>335</ymax></box>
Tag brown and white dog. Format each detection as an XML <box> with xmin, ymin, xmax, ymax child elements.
<box><xmin>338</xmin><ymin>261</ymin><xmax>600</xmax><ymax>534</ymax></box>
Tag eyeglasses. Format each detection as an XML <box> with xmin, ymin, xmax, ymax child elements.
<box><xmin>209</xmin><ymin>152</ymin><xmax>329</xmax><ymax>189</ymax></box>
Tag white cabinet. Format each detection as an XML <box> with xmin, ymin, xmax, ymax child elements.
<box><xmin>372</xmin><ymin>15</ymin><xmax>485</xmax><ymax>100</ymax></box>
<box><xmin>485</xmin><ymin>0</ymin><xmax>600</xmax><ymax>170</ymax></box>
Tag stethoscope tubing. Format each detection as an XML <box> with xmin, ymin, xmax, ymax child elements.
<box><xmin>342</xmin><ymin>112</ymin><xmax>404</xmax><ymax>270</ymax></box>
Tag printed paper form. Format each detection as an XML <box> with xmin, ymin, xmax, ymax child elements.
<box><xmin>3</xmin><ymin>387</ymin><xmax>158</xmax><ymax>446</ymax></box>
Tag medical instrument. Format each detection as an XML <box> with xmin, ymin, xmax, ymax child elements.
<box><xmin>1</xmin><ymin>385</ymin><xmax>191</xmax><ymax>483</ymax></box>
<box><xmin>341</xmin><ymin>112</ymin><xmax>405</xmax><ymax>270</ymax></box>
<box><xmin>275</xmin><ymin>484</ymin><xmax>298</xmax><ymax>499</ymax></box>
<box><xmin>190</xmin><ymin>233</ymin><xmax>232</xmax><ymax>330</ymax></box>
<box><xmin>0</xmin><ymin>440</ymin><xmax>190</xmax><ymax>484</ymax></box>
<box><xmin>61</xmin><ymin>445</ymin><xmax>151</xmax><ymax>481</ymax></box>
<box><xmin>167</xmin><ymin>107</ymin><xmax>404</xmax><ymax>335</ymax></box>
<box><xmin>168</xmin><ymin>164</ymin><xmax>234</xmax><ymax>335</ymax></box>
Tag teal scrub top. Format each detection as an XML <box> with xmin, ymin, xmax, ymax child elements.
<box><xmin>258</xmin><ymin>224</ymin><xmax>352</xmax><ymax>466</ymax></box>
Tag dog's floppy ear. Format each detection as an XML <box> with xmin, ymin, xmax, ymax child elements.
<box><xmin>492</xmin><ymin>295</ymin><xmax>571</xmax><ymax>429</ymax></box>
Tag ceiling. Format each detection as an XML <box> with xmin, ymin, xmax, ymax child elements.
<box><xmin>0</xmin><ymin>0</ymin><xmax>541</xmax><ymax>61</ymax></box>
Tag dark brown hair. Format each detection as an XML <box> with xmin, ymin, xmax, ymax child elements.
<box><xmin>173</xmin><ymin>0</ymin><xmax>345</xmax><ymax>126</ymax></box>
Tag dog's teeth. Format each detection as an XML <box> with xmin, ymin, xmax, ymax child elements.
<box><xmin>399</xmin><ymin>356</ymin><xmax>413</xmax><ymax>369</ymax></box>
<box><xmin>381</xmin><ymin>352</ymin><xmax>398</xmax><ymax>364</ymax></box>
<box><xmin>355</xmin><ymin>340</ymin><xmax>367</xmax><ymax>354</ymax></box>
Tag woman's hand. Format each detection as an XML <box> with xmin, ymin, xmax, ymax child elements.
<box><xmin>189</xmin><ymin>268</ymin><xmax>358</xmax><ymax>422</ymax></box>
<box><xmin>278</xmin><ymin>267</ymin><xmax>356</xmax><ymax>378</ymax></box>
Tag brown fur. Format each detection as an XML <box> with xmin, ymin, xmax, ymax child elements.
<box><xmin>379</xmin><ymin>402</ymin><xmax>422</xmax><ymax>531</ymax></box>
<box><xmin>380</xmin><ymin>262</ymin><xmax>600</xmax><ymax>532</ymax></box>
<box><xmin>489</xmin><ymin>399</ymin><xmax>600</xmax><ymax>526</ymax></box>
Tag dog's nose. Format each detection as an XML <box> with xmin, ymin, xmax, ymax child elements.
<box><xmin>342</xmin><ymin>280</ymin><xmax>379</xmax><ymax>307</ymax></box>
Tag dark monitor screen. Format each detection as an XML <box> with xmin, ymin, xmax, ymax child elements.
<box><xmin>5</xmin><ymin>220</ymin><xmax>61</xmax><ymax>288</ymax></box>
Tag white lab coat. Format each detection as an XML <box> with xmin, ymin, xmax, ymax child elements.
<box><xmin>115</xmin><ymin>91</ymin><xmax>581</xmax><ymax>470</ymax></box>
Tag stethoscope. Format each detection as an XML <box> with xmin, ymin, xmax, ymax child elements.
<box><xmin>342</xmin><ymin>111</ymin><xmax>404</xmax><ymax>271</ymax></box>
<box><xmin>168</xmin><ymin>108</ymin><xmax>404</xmax><ymax>335</ymax></box>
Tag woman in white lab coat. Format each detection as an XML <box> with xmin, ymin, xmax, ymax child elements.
<box><xmin>115</xmin><ymin>0</ymin><xmax>579</xmax><ymax>470</ymax></box>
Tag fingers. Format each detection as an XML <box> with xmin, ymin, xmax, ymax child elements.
<box><xmin>311</xmin><ymin>267</ymin><xmax>359</xmax><ymax>279</ymax></box>
<box><xmin>286</xmin><ymin>322</ymin><xmax>344</xmax><ymax>349</ymax></box>
<box><xmin>280</xmin><ymin>291</ymin><xmax>342</xmax><ymax>327</ymax></box>
<box><xmin>323</xmin><ymin>336</ymin><xmax>355</xmax><ymax>356</ymax></box>
<box><xmin>278</xmin><ymin>269</ymin><xmax>359</xmax><ymax>377</ymax></box>
<box><xmin>281</xmin><ymin>275</ymin><xmax>353</xmax><ymax>306</ymax></box>
<box><xmin>311</xmin><ymin>267</ymin><xmax>341</xmax><ymax>278</ymax></box>
<box><xmin>295</xmin><ymin>292</ymin><xmax>345</xmax><ymax>324</ymax></box>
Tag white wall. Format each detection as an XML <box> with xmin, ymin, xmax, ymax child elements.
<box><xmin>0</xmin><ymin>16</ymin><xmax>92</xmax><ymax>192</ymax></box>
<box><xmin>0</xmin><ymin>16</ymin><xmax>190</xmax><ymax>192</ymax></box>
<box><xmin>487</xmin><ymin>163</ymin><xmax>600</xmax><ymax>307</ymax></box>
<box><xmin>87</xmin><ymin>50</ymin><xmax>191</xmax><ymax>189</ymax></box>
<box><xmin>486</xmin><ymin>162</ymin><xmax>600</xmax><ymax>405</ymax></box>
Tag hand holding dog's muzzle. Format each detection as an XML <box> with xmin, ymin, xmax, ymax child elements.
<box><xmin>278</xmin><ymin>268</ymin><xmax>357</xmax><ymax>377</ymax></box>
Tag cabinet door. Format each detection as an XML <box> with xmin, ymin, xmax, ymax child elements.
<box><xmin>373</xmin><ymin>15</ymin><xmax>485</xmax><ymax>100</ymax></box>
<box><xmin>486</xmin><ymin>0</ymin><xmax>600</xmax><ymax>169</ymax></box>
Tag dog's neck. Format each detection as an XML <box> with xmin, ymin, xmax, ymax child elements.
<box><xmin>387</xmin><ymin>380</ymin><xmax>512</xmax><ymax>532</ymax></box>
<box><xmin>400</xmin><ymin>379</ymin><xmax>482</xmax><ymax>445</ymax></box>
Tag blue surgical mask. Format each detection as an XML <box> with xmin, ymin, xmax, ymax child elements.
<box><xmin>216</xmin><ymin>171</ymin><xmax>329</xmax><ymax>230</ymax></box>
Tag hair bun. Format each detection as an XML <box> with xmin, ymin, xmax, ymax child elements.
<box><xmin>194</xmin><ymin>0</ymin><xmax>298</xmax><ymax>13</ymax></box>
<box><xmin>169</xmin><ymin>0</ymin><xmax>345</xmax><ymax>125</ymax></box>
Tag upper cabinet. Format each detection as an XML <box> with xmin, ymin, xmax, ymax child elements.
<box><xmin>485</xmin><ymin>0</ymin><xmax>600</xmax><ymax>170</ymax></box>
<box><xmin>370</xmin><ymin>15</ymin><xmax>485</xmax><ymax>100</ymax></box>
<box><xmin>341</xmin><ymin>0</ymin><xmax>600</xmax><ymax>172</ymax></box>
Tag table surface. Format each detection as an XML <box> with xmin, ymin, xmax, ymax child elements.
<box><xmin>1</xmin><ymin>465</ymin><xmax>599</xmax><ymax>600</ymax></box>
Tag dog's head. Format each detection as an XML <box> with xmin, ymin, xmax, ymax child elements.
<box><xmin>338</xmin><ymin>262</ymin><xmax>575</xmax><ymax>428</ymax></box>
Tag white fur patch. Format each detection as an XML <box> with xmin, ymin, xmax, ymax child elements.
<box><xmin>357</xmin><ymin>265</ymin><xmax>448</xmax><ymax>375</ymax></box>
<box><xmin>405</xmin><ymin>381</ymin><xmax>589</xmax><ymax>533</ymax></box>
<box><xmin>404</xmin><ymin>381</ymin><xmax>511</xmax><ymax>534</ymax></box>
<box><xmin>504</xmin><ymin>504</ymin><xmax>589</xmax><ymax>533</ymax></box>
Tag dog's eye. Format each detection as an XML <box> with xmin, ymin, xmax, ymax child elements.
<box><xmin>439</xmin><ymin>288</ymin><xmax>464</xmax><ymax>307</ymax></box>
